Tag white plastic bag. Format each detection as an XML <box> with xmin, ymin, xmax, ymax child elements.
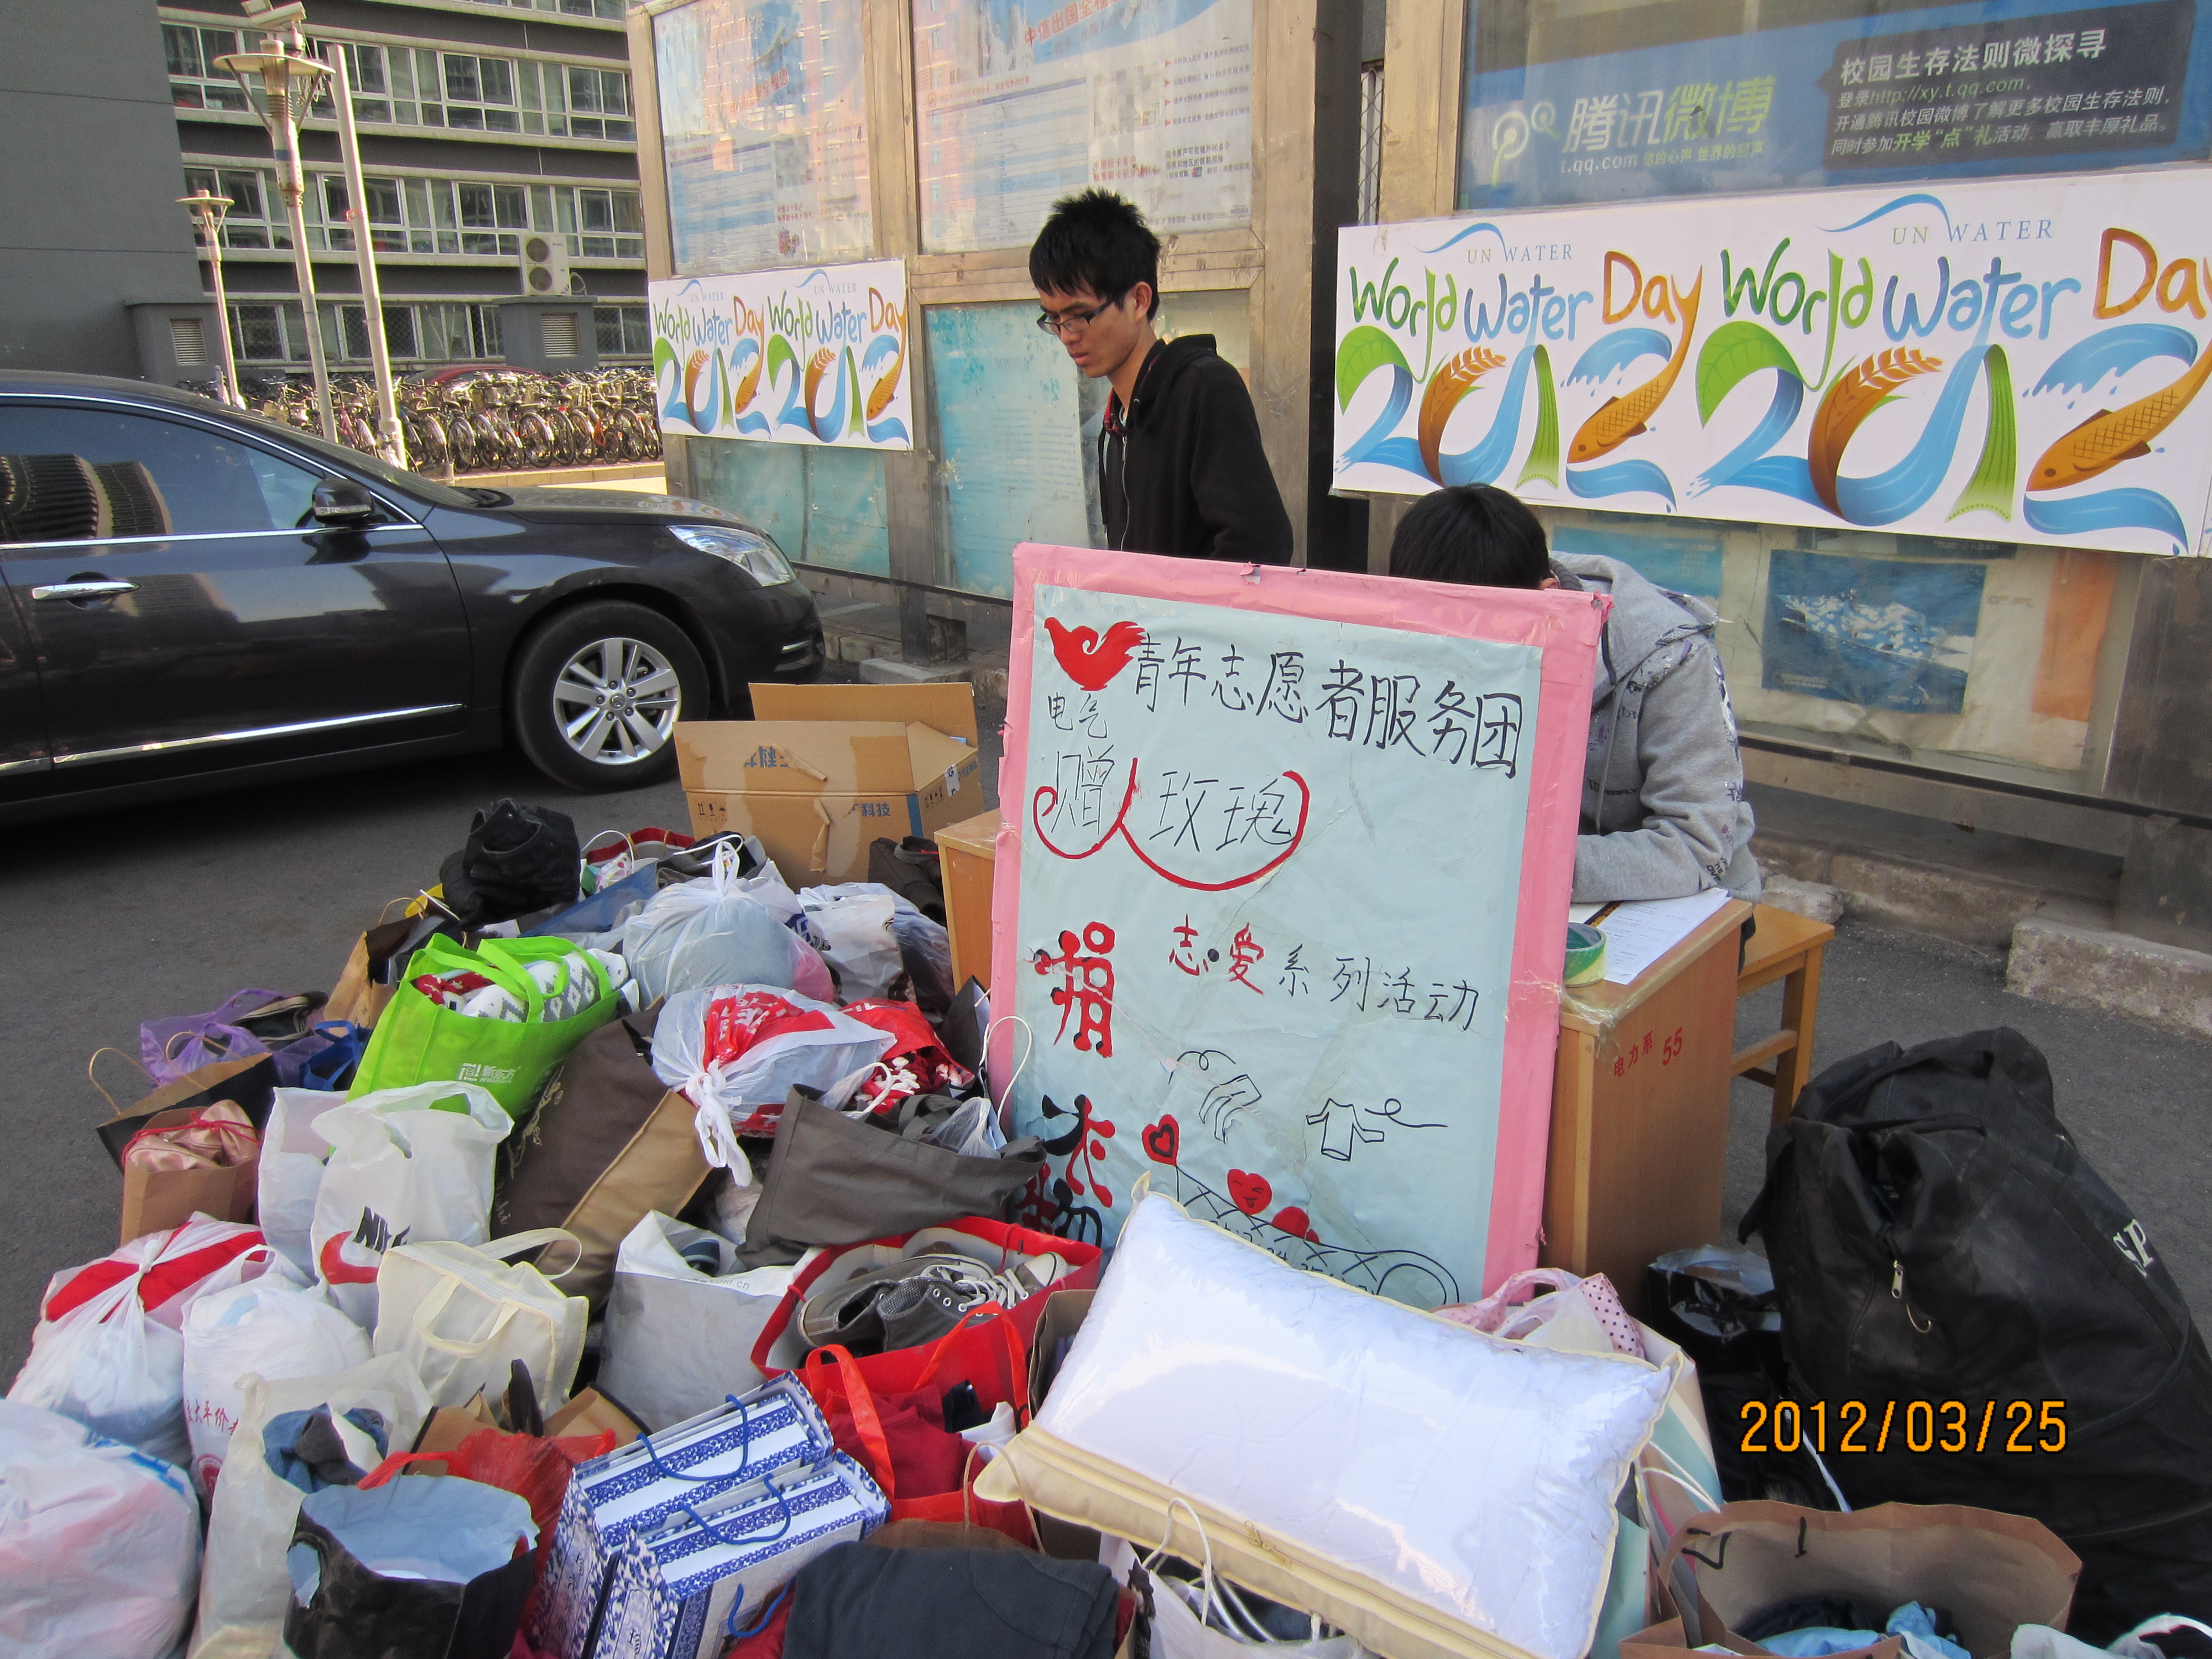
<box><xmin>309</xmin><ymin>1082</ymin><xmax>513</xmax><ymax>1326</ymax></box>
<box><xmin>371</xmin><ymin>1230</ymin><xmax>587</xmax><ymax>1417</ymax></box>
<box><xmin>10</xmin><ymin>1219</ymin><xmax>285</xmax><ymax>1465</ymax></box>
<box><xmin>181</xmin><ymin>1279</ymin><xmax>369</xmax><ymax>1505</ymax></box>
<box><xmin>597</xmin><ymin>1212</ymin><xmax>797</xmax><ymax>1430</ymax></box>
<box><xmin>797</xmin><ymin>888</ymin><xmax>905</xmax><ymax>1000</ymax></box>
<box><xmin>651</xmin><ymin>984</ymin><xmax>893</xmax><ymax>1155</ymax></box>
<box><xmin>259</xmin><ymin>1088</ymin><xmax>337</xmax><ymax>1281</ymax></box>
<box><xmin>622</xmin><ymin>842</ymin><xmax>834</xmax><ymax>1004</ymax></box>
<box><xmin>0</xmin><ymin>1399</ymin><xmax>200</xmax><ymax>1659</ymax></box>
<box><xmin>191</xmin><ymin>1352</ymin><xmax>430</xmax><ymax>1659</ymax></box>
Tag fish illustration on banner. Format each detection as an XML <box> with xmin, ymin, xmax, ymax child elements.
<box><xmin>995</xmin><ymin>546</ymin><xmax>1605</xmax><ymax>1307</ymax></box>
<box><xmin>1335</xmin><ymin>169</ymin><xmax>2212</xmax><ymax>555</ymax></box>
<box><xmin>650</xmin><ymin>258</ymin><xmax>911</xmax><ymax>450</ymax></box>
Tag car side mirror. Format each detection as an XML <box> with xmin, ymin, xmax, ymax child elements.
<box><xmin>311</xmin><ymin>478</ymin><xmax>378</xmax><ymax>527</ymax></box>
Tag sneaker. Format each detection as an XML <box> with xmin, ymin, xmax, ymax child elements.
<box><xmin>799</xmin><ymin>1253</ymin><xmax>998</xmax><ymax>1354</ymax></box>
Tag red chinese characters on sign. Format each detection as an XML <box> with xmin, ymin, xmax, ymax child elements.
<box><xmin>1169</xmin><ymin>917</ymin><xmax>1203</xmax><ymax>977</ymax></box>
<box><xmin>1227</xmin><ymin>925</ymin><xmax>1265</xmax><ymax>993</ymax></box>
<box><xmin>1036</xmin><ymin>922</ymin><xmax>1117</xmax><ymax>1056</ymax></box>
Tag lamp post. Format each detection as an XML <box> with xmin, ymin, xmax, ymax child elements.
<box><xmin>327</xmin><ymin>45</ymin><xmax>407</xmax><ymax>466</ymax></box>
<box><xmin>216</xmin><ymin>13</ymin><xmax>337</xmax><ymax>442</ymax></box>
<box><xmin>178</xmin><ymin>191</ymin><xmax>242</xmax><ymax>408</ymax></box>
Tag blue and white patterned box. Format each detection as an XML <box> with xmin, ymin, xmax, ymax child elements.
<box><xmin>531</xmin><ymin>1377</ymin><xmax>837</xmax><ymax>1659</ymax></box>
<box><xmin>591</xmin><ymin>1452</ymin><xmax>889</xmax><ymax>1659</ymax></box>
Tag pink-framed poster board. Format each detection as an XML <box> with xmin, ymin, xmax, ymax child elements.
<box><xmin>988</xmin><ymin>544</ymin><xmax>1605</xmax><ymax>1305</ymax></box>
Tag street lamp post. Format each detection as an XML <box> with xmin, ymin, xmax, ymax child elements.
<box><xmin>216</xmin><ymin>14</ymin><xmax>337</xmax><ymax>442</ymax></box>
<box><xmin>178</xmin><ymin>191</ymin><xmax>242</xmax><ymax>408</ymax></box>
<box><xmin>328</xmin><ymin>45</ymin><xmax>407</xmax><ymax>466</ymax></box>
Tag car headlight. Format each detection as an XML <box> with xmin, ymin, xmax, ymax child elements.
<box><xmin>670</xmin><ymin>524</ymin><xmax>797</xmax><ymax>587</ymax></box>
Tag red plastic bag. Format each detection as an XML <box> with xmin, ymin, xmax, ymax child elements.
<box><xmin>805</xmin><ymin>1323</ymin><xmax>1037</xmax><ymax>1547</ymax></box>
<box><xmin>837</xmin><ymin>1001</ymin><xmax>974</xmax><ymax>1109</ymax></box>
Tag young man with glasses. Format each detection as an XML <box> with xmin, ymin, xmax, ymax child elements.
<box><xmin>1029</xmin><ymin>189</ymin><xmax>1292</xmax><ymax>564</ymax></box>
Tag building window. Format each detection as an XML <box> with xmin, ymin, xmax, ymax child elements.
<box><xmin>320</xmin><ymin>175</ymin><xmax>409</xmax><ymax>254</ymax></box>
<box><xmin>563</xmin><ymin>67</ymin><xmax>634</xmax><ymax>141</ymax></box>
<box><xmin>567</xmin><ymin>188</ymin><xmax>645</xmax><ymax>259</ymax></box>
<box><xmin>439</xmin><ymin>54</ymin><xmax>520</xmax><ymax>132</ymax></box>
<box><xmin>307</xmin><ymin>40</ymin><xmax>395</xmax><ymax>125</ymax></box>
<box><xmin>165</xmin><ymin>24</ymin><xmax>248</xmax><ymax>111</ymax></box>
<box><xmin>185</xmin><ymin>166</ymin><xmax>289</xmax><ymax>249</ymax></box>
<box><xmin>228</xmin><ymin>302</ymin><xmax>309</xmax><ymax>363</ymax></box>
<box><xmin>595</xmin><ymin>304</ymin><xmax>651</xmax><ymax>357</ymax></box>
<box><xmin>457</xmin><ymin>182</ymin><xmax>530</xmax><ymax>255</ymax></box>
<box><xmin>459</xmin><ymin>0</ymin><xmax>627</xmax><ymax>18</ymax></box>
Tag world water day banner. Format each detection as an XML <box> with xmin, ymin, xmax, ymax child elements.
<box><xmin>650</xmin><ymin>259</ymin><xmax>911</xmax><ymax>450</ymax></box>
<box><xmin>1334</xmin><ymin>170</ymin><xmax>2212</xmax><ymax>555</ymax></box>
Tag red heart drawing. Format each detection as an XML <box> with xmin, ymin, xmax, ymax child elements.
<box><xmin>1045</xmin><ymin>617</ymin><xmax>1145</xmax><ymax>691</ymax></box>
<box><xmin>1141</xmin><ymin>1115</ymin><xmax>1180</xmax><ymax>1164</ymax></box>
<box><xmin>1269</xmin><ymin>1206</ymin><xmax>1321</xmax><ymax>1243</ymax></box>
<box><xmin>1227</xmin><ymin>1170</ymin><xmax>1272</xmax><ymax>1215</ymax></box>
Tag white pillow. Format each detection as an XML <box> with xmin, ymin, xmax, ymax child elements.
<box><xmin>1036</xmin><ymin>1194</ymin><xmax>1672</xmax><ymax>1659</ymax></box>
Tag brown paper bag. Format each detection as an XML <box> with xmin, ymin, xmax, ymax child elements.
<box><xmin>118</xmin><ymin>1105</ymin><xmax>259</xmax><ymax>1243</ymax></box>
<box><xmin>1651</xmin><ymin>1502</ymin><xmax>2080</xmax><ymax>1659</ymax></box>
<box><xmin>324</xmin><ymin>901</ymin><xmax>434</xmax><ymax>1031</ymax></box>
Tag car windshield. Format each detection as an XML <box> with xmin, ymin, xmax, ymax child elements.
<box><xmin>218</xmin><ymin>404</ymin><xmax>482</xmax><ymax>509</ymax></box>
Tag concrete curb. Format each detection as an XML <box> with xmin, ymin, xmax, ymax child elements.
<box><xmin>2006</xmin><ymin>915</ymin><xmax>2212</xmax><ymax>1042</ymax></box>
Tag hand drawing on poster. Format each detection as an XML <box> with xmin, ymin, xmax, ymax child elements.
<box><xmin>651</xmin><ymin>259</ymin><xmax>911</xmax><ymax>449</ymax></box>
<box><xmin>1335</xmin><ymin>168</ymin><xmax>2212</xmax><ymax>555</ymax></box>
<box><xmin>1000</xmin><ymin>560</ymin><xmax>1591</xmax><ymax>1310</ymax></box>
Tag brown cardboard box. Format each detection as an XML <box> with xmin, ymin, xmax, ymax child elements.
<box><xmin>678</xmin><ymin>682</ymin><xmax>983</xmax><ymax>885</ymax></box>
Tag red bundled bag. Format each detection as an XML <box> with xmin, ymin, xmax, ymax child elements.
<box><xmin>837</xmin><ymin>1001</ymin><xmax>974</xmax><ymax>1110</ymax></box>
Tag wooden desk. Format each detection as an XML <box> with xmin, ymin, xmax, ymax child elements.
<box><xmin>1732</xmin><ymin>905</ymin><xmax>1836</xmax><ymax>1126</ymax></box>
<box><xmin>1541</xmin><ymin>899</ymin><xmax>1751</xmax><ymax>1315</ymax></box>
<box><xmin>935</xmin><ymin>808</ymin><xmax>1001</xmax><ymax>992</ymax></box>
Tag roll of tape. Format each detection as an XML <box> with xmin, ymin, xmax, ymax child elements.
<box><xmin>1564</xmin><ymin>922</ymin><xmax>1608</xmax><ymax>987</ymax></box>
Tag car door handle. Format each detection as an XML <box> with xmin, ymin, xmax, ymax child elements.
<box><xmin>31</xmin><ymin>581</ymin><xmax>138</xmax><ymax>601</ymax></box>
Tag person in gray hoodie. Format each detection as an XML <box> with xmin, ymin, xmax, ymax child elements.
<box><xmin>1390</xmin><ymin>484</ymin><xmax>1761</xmax><ymax>904</ymax></box>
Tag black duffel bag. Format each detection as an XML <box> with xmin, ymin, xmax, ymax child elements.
<box><xmin>1741</xmin><ymin>1026</ymin><xmax>2212</xmax><ymax>1639</ymax></box>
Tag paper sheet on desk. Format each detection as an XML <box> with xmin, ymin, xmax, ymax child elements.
<box><xmin>1587</xmin><ymin>890</ymin><xmax>1733</xmax><ymax>984</ymax></box>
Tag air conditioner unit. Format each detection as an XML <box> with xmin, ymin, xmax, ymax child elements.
<box><xmin>519</xmin><ymin>233</ymin><xmax>571</xmax><ymax>297</ymax></box>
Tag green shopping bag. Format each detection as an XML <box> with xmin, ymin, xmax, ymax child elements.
<box><xmin>347</xmin><ymin>936</ymin><xmax>623</xmax><ymax>1118</ymax></box>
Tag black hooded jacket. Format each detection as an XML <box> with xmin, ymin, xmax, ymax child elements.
<box><xmin>1098</xmin><ymin>334</ymin><xmax>1293</xmax><ymax>564</ymax></box>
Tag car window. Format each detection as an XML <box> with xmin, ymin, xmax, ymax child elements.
<box><xmin>0</xmin><ymin>405</ymin><xmax>323</xmax><ymax>543</ymax></box>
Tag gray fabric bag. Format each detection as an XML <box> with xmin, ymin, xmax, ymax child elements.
<box><xmin>744</xmin><ymin>1087</ymin><xmax>1044</xmax><ymax>1251</ymax></box>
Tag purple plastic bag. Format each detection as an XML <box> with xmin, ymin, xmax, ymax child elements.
<box><xmin>139</xmin><ymin>988</ymin><xmax>286</xmax><ymax>1083</ymax></box>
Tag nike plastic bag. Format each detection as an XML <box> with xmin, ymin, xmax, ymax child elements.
<box><xmin>623</xmin><ymin>841</ymin><xmax>834</xmax><ymax>1005</ymax></box>
<box><xmin>309</xmin><ymin>1083</ymin><xmax>513</xmax><ymax>1327</ymax></box>
<box><xmin>652</xmin><ymin>984</ymin><xmax>893</xmax><ymax>1152</ymax></box>
<box><xmin>182</xmin><ymin>1277</ymin><xmax>370</xmax><ymax>1506</ymax></box>
<box><xmin>0</xmin><ymin>1398</ymin><xmax>200</xmax><ymax>1659</ymax></box>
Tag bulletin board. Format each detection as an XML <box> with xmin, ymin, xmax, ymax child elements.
<box><xmin>989</xmin><ymin>544</ymin><xmax>1605</xmax><ymax>1306</ymax></box>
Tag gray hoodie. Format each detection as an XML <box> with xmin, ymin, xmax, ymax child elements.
<box><xmin>1553</xmin><ymin>552</ymin><xmax>1761</xmax><ymax>904</ymax></box>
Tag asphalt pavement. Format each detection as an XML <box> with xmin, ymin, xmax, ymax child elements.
<box><xmin>2</xmin><ymin>717</ymin><xmax>2207</xmax><ymax>1384</ymax></box>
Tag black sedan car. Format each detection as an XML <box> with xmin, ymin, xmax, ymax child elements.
<box><xmin>0</xmin><ymin>371</ymin><xmax>821</xmax><ymax>823</ymax></box>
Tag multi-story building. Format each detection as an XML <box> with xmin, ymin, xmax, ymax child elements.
<box><xmin>160</xmin><ymin>0</ymin><xmax>653</xmax><ymax>378</ymax></box>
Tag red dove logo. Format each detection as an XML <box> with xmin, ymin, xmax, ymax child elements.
<box><xmin>1045</xmin><ymin>618</ymin><xmax>1145</xmax><ymax>691</ymax></box>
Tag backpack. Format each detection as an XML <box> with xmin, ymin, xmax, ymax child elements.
<box><xmin>1741</xmin><ymin>1027</ymin><xmax>2212</xmax><ymax>1637</ymax></box>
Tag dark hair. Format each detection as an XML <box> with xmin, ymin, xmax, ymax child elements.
<box><xmin>1029</xmin><ymin>189</ymin><xmax>1161</xmax><ymax>319</ymax></box>
<box><xmin>1387</xmin><ymin>485</ymin><xmax>1552</xmax><ymax>588</ymax></box>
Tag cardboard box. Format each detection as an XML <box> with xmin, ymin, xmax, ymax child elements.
<box><xmin>937</xmin><ymin>808</ymin><xmax>1000</xmax><ymax>993</ymax></box>
<box><xmin>677</xmin><ymin>682</ymin><xmax>983</xmax><ymax>885</ymax></box>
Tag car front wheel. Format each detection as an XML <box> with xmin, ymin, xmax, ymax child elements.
<box><xmin>511</xmin><ymin>599</ymin><xmax>708</xmax><ymax>791</ymax></box>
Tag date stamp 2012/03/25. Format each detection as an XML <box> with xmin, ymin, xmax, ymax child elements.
<box><xmin>1741</xmin><ymin>1399</ymin><xmax>2068</xmax><ymax>1455</ymax></box>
